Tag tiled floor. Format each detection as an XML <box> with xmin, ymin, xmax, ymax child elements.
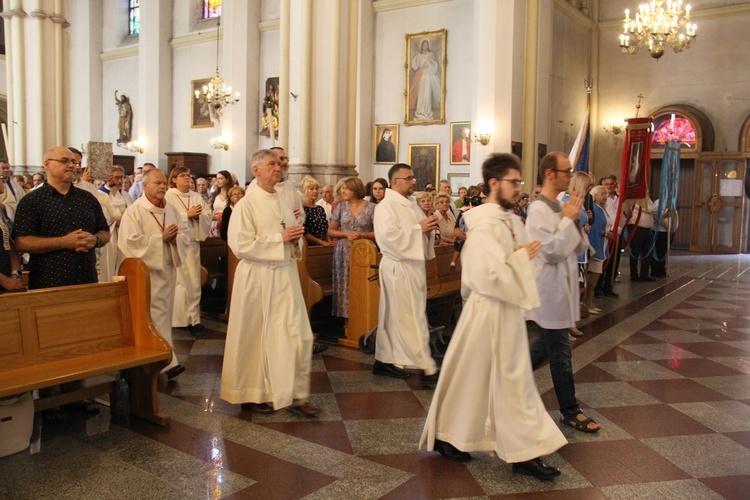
<box><xmin>2</xmin><ymin>252</ymin><xmax>750</xmax><ymax>499</ymax></box>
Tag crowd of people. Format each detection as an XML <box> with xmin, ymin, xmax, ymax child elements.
<box><xmin>1</xmin><ymin>145</ymin><xmax>677</xmax><ymax>482</ymax></box>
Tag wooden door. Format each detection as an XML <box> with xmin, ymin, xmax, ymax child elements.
<box><xmin>690</xmin><ymin>157</ymin><xmax>745</xmax><ymax>253</ymax></box>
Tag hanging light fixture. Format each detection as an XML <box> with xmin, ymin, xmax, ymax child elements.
<box><xmin>619</xmin><ymin>0</ymin><xmax>697</xmax><ymax>59</ymax></box>
<box><xmin>194</xmin><ymin>9</ymin><xmax>239</xmax><ymax>123</ymax></box>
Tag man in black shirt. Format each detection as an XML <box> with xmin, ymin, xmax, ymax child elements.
<box><xmin>12</xmin><ymin>146</ymin><xmax>110</xmax><ymax>289</ymax></box>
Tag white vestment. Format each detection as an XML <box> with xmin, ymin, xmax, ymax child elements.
<box><xmin>373</xmin><ymin>188</ymin><xmax>437</xmax><ymax>374</ymax></box>
<box><xmin>419</xmin><ymin>204</ymin><xmax>567</xmax><ymax>462</ymax></box>
<box><xmin>525</xmin><ymin>196</ymin><xmax>587</xmax><ymax>329</ymax></box>
<box><xmin>0</xmin><ymin>176</ymin><xmax>25</xmax><ymax>220</ymax></box>
<box><xmin>118</xmin><ymin>196</ymin><xmax>190</xmax><ymax>371</ymax></box>
<box><xmin>220</xmin><ymin>186</ymin><xmax>313</xmax><ymax>408</ymax></box>
<box><xmin>165</xmin><ymin>188</ymin><xmax>212</xmax><ymax>327</ymax></box>
<box><xmin>75</xmin><ymin>179</ymin><xmax>117</xmax><ymax>282</ymax></box>
<box><xmin>101</xmin><ymin>189</ymin><xmax>133</xmax><ymax>279</ymax></box>
<box><xmin>247</xmin><ymin>177</ymin><xmax>305</xmax><ymax>224</ymax></box>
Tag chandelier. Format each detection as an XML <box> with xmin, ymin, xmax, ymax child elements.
<box><xmin>194</xmin><ymin>15</ymin><xmax>239</xmax><ymax>123</ymax></box>
<box><xmin>619</xmin><ymin>0</ymin><xmax>697</xmax><ymax>59</ymax></box>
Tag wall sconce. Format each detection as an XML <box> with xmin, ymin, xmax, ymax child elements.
<box><xmin>603</xmin><ymin>120</ymin><xmax>626</xmax><ymax>136</ymax></box>
<box><xmin>474</xmin><ymin>130</ymin><xmax>492</xmax><ymax>146</ymax></box>
<box><xmin>210</xmin><ymin>136</ymin><xmax>229</xmax><ymax>151</ymax></box>
<box><xmin>126</xmin><ymin>141</ymin><xmax>144</xmax><ymax>154</ymax></box>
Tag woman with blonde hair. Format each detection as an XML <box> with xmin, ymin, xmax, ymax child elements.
<box><xmin>434</xmin><ymin>192</ymin><xmax>456</xmax><ymax>244</ymax></box>
<box><xmin>300</xmin><ymin>175</ymin><xmax>334</xmax><ymax>247</ymax></box>
<box><xmin>327</xmin><ymin>177</ymin><xmax>376</xmax><ymax>320</ymax></box>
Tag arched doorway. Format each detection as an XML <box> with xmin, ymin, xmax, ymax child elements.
<box><xmin>650</xmin><ymin>105</ymin><xmax>745</xmax><ymax>254</ymax></box>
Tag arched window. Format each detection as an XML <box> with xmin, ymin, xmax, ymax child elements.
<box><xmin>128</xmin><ymin>0</ymin><xmax>140</xmax><ymax>36</ymax></box>
<box><xmin>652</xmin><ymin>113</ymin><xmax>696</xmax><ymax>146</ymax></box>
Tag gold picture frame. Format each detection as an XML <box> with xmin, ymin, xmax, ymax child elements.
<box><xmin>407</xmin><ymin>143</ymin><xmax>440</xmax><ymax>191</ymax></box>
<box><xmin>374</xmin><ymin>124</ymin><xmax>399</xmax><ymax>164</ymax></box>
<box><xmin>191</xmin><ymin>78</ymin><xmax>214</xmax><ymax>128</ymax></box>
<box><xmin>404</xmin><ymin>29</ymin><xmax>447</xmax><ymax>126</ymax></box>
<box><xmin>449</xmin><ymin>121</ymin><xmax>471</xmax><ymax>164</ymax></box>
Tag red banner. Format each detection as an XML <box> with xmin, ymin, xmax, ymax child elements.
<box><xmin>620</xmin><ymin>117</ymin><xmax>652</xmax><ymax>201</ymax></box>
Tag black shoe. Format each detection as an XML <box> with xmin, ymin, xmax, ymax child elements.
<box><xmin>594</xmin><ymin>289</ymin><xmax>603</xmax><ymax>298</ymax></box>
<box><xmin>420</xmin><ymin>370</ymin><xmax>439</xmax><ymax>389</ymax></box>
<box><xmin>602</xmin><ymin>288</ymin><xmax>619</xmax><ymax>298</ymax></box>
<box><xmin>312</xmin><ymin>343</ymin><xmax>329</xmax><ymax>355</ymax></box>
<box><xmin>434</xmin><ymin>439</ymin><xmax>471</xmax><ymax>462</ymax></box>
<box><xmin>512</xmin><ymin>457</ymin><xmax>561</xmax><ymax>481</ymax></box>
<box><xmin>372</xmin><ymin>360</ymin><xmax>410</xmax><ymax>379</ymax></box>
<box><xmin>631</xmin><ymin>275</ymin><xmax>642</xmax><ymax>282</ymax></box>
<box><xmin>165</xmin><ymin>365</ymin><xmax>186</xmax><ymax>380</ymax></box>
<box><xmin>640</xmin><ymin>276</ymin><xmax>656</xmax><ymax>282</ymax></box>
<box><xmin>188</xmin><ymin>324</ymin><xmax>205</xmax><ymax>336</ymax></box>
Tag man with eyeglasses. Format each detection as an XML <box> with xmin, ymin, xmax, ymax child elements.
<box><xmin>525</xmin><ymin>152</ymin><xmax>601</xmax><ymax>434</ymax></box>
<box><xmin>372</xmin><ymin>163</ymin><xmax>440</xmax><ymax>387</ymax></box>
<box><xmin>13</xmin><ymin>146</ymin><xmax>110</xmax><ymax>289</ymax></box>
<box><xmin>0</xmin><ymin>160</ymin><xmax>25</xmax><ymax>221</ymax></box>
<box><xmin>129</xmin><ymin>163</ymin><xmax>157</xmax><ymax>200</ymax></box>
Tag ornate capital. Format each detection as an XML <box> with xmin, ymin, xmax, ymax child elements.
<box><xmin>29</xmin><ymin>9</ymin><xmax>48</xmax><ymax>20</ymax></box>
<box><xmin>49</xmin><ymin>13</ymin><xmax>69</xmax><ymax>27</ymax></box>
<box><xmin>0</xmin><ymin>8</ymin><xmax>26</xmax><ymax>20</ymax></box>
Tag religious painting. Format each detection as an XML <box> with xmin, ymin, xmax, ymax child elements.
<box><xmin>374</xmin><ymin>124</ymin><xmax>399</xmax><ymax>164</ymax></box>
<box><xmin>191</xmin><ymin>78</ymin><xmax>213</xmax><ymax>128</ymax></box>
<box><xmin>626</xmin><ymin>142</ymin><xmax>643</xmax><ymax>188</ymax></box>
<box><xmin>447</xmin><ymin>173</ymin><xmax>470</xmax><ymax>195</ymax></box>
<box><xmin>86</xmin><ymin>141</ymin><xmax>113</xmax><ymax>180</ymax></box>
<box><xmin>407</xmin><ymin>143</ymin><xmax>440</xmax><ymax>191</ymax></box>
<box><xmin>449</xmin><ymin>121</ymin><xmax>471</xmax><ymax>165</ymax></box>
<box><xmin>404</xmin><ymin>29</ymin><xmax>447</xmax><ymax>126</ymax></box>
<box><xmin>260</xmin><ymin>77</ymin><xmax>279</xmax><ymax>139</ymax></box>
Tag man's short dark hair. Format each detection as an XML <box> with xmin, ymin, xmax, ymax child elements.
<box><xmin>68</xmin><ymin>147</ymin><xmax>82</xmax><ymax>157</ymax></box>
<box><xmin>539</xmin><ymin>152</ymin><xmax>566</xmax><ymax>177</ymax></box>
<box><xmin>482</xmin><ymin>153</ymin><xmax>522</xmax><ymax>195</ymax></box>
<box><xmin>603</xmin><ymin>174</ymin><xmax>617</xmax><ymax>183</ymax></box>
<box><xmin>388</xmin><ymin>163</ymin><xmax>412</xmax><ymax>183</ymax></box>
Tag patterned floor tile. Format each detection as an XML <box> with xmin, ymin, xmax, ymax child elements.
<box><xmin>599</xmin><ymin>479</ymin><xmax>724</xmax><ymax>500</ymax></box>
<box><xmin>572</xmin><ymin>381</ymin><xmax>661</xmax><ymax>408</ymax></box>
<box><xmin>619</xmin><ymin>343</ymin><xmax>702</xmax><ymax>361</ymax></box>
<box><xmin>335</xmin><ymin>391</ymin><xmax>428</xmax><ymax>420</ymax></box>
<box><xmin>670</xmin><ymin>401</ymin><xmax>750</xmax><ymax>433</ymax></box>
<box><xmin>699</xmin><ymin>475</ymin><xmax>750</xmax><ymax>500</ymax></box>
<box><xmin>628</xmin><ymin>378</ymin><xmax>732</xmax><ymax>404</ymax></box>
<box><xmin>652</xmin><ymin>357</ymin><xmax>746</xmax><ymax>377</ymax></box>
<box><xmin>642</xmin><ymin>433</ymin><xmax>750</xmax><ymax>478</ymax></box>
<box><xmin>595</xmin><ymin>404</ymin><xmax>713</xmax><ymax>438</ymax></box>
<box><xmin>593</xmin><ymin>360</ymin><xmax>685</xmax><ymax>381</ymax></box>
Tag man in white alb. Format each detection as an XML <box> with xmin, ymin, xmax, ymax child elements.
<box><xmin>373</xmin><ymin>163</ymin><xmax>440</xmax><ymax>387</ymax></box>
<box><xmin>220</xmin><ymin>149</ymin><xmax>320</xmax><ymax>416</ymax></box>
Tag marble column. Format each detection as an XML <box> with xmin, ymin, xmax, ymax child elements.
<box><xmin>522</xmin><ymin>0</ymin><xmax>540</xmax><ymax>187</ymax></box>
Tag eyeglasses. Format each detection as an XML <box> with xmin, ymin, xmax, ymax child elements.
<box><xmin>500</xmin><ymin>179</ymin><xmax>525</xmax><ymax>186</ymax></box>
<box><xmin>49</xmin><ymin>158</ymin><xmax>82</xmax><ymax>167</ymax></box>
<box><xmin>176</xmin><ymin>173</ymin><xmax>192</xmax><ymax>178</ymax></box>
<box><xmin>552</xmin><ymin>168</ymin><xmax>574</xmax><ymax>175</ymax></box>
<box><xmin>393</xmin><ymin>176</ymin><xmax>416</xmax><ymax>182</ymax></box>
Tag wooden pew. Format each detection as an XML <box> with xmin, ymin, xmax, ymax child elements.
<box><xmin>0</xmin><ymin>258</ymin><xmax>173</xmax><ymax>426</ymax></box>
<box><xmin>296</xmin><ymin>239</ymin><xmax>335</xmax><ymax>316</ymax></box>
<box><xmin>343</xmin><ymin>241</ymin><xmax>461</xmax><ymax>348</ymax></box>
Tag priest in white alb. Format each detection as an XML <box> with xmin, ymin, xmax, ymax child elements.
<box><xmin>219</xmin><ymin>149</ymin><xmax>320</xmax><ymax>416</ymax></box>
<box><xmin>165</xmin><ymin>166</ymin><xmax>212</xmax><ymax>336</ymax></box>
<box><xmin>99</xmin><ymin>165</ymin><xmax>133</xmax><ymax>280</ymax></box>
<box><xmin>372</xmin><ymin>163</ymin><xmax>440</xmax><ymax>387</ymax></box>
<box><xmin>119</xmin><ymin>169</ymin><xmax>190</xmax><ymax>380</ymax></box>
<box><xmin>420</xmin><ymin>153</ymin><xmax>567</xmax><ymax>481</ymax></box>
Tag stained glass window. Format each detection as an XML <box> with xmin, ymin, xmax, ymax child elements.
<box><xmin>652</xmin><ymin>113</ymin><xmax>696</xmax><ymax>146</ymax></box>
<box><xmin>203</xmin><ymin>0</ymin><xmax>222</xmax><ymax>19</ymax></box>
<box><xmin>128</xmin><ymin>0</ymin><xmax>140</xmax><ymax>35</ymax></box>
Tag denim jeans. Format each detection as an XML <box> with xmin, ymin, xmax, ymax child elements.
<box><xmin>530</xmin><ymin>327</ymin><xmax>580</xmax><ymax>417</ymax></box>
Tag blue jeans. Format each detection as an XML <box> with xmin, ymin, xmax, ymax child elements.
<box><xmin>530</xmin><ymin>327</ymin><xmax>580</xmax><ymax>417</ymax></box>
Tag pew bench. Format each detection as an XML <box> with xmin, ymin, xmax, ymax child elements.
<box><xmin>297</xmin><ymin>240</ymin><xmax>335</xmax><ymax>315</ymax></box>
<box><xmin>0</xmin><ymin>258</ymin><xmax>172</xmax><ymax>426</ymax></box>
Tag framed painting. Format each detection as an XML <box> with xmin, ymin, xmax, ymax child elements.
<box><xmin>374</xmin><ymin>124</ymin><xmax>399</xmax><ymax>164</ymax></box>
<box><xmin>447</xmin><ymin>173</ymin><xmax>470</xmax><ymax>195</ymax></box>
<box><xmin>404</xmin><ymin>29</ymin><xmax>447</xmax><ymax>125</ymax></box>
<box><xmin>407</xmin><ymin>143</ymin><xmax>440</xmax><ymax>191</ymax></box>
<box><xmin>260</xmin><ymin>77</ymin><xmax>279</xmax><ymax>138</ymax></box>
<box><xmin>449</xmin><ymin>121</ymin><xmax>471</xmax><ymax>164</ymax></box>
<box><xmin>191</xmin><ymin>78</ymin><xmax>213</xmax><ymax>128</ymax></box>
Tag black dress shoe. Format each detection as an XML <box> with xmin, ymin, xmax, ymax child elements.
<box><xmin>188</xmin><ymin>324</ymin><xmax>205</xmax><ymax>336</ymax></box>
<box><xmin>372</xmin><ymin>360</ymin><xmax>410</xmax><ymax>379</ymax></box>
<box><xmin>165</xmin><ymin>365</ymin><xmax>186</xmax><ymax>380</ymax></box>
<box><xmin>512</xmin><ymin>457</ymin><xmax>561</xmax><ymax>481</ymax></box>
<box><xmin>312</xmin><ymin>343</ymin><xmax>329</xmax><ymax>355</ymax></box>
<box><xmin>594</xmin><ymin>289</ymin><xmax>603</xmax><ymax>298</ymax></box>
<box><xmin>420</xmin><ymin>370</ymin><xmax>440</xmax><ymax>388</ymax></box>
<box><xmin>631</xmin><ymin>275</ymin><xmax>642</xmax><ymax>282</ymax></box>
<box><xmin>434</xmin><ymin>439</ymin><xmax>471</xmax><ymax>462</ymax></box>
<box><xmin>602</xmin><ymin>289</ymin><xmax>619</xmax><ymax>298</ymax></box>
<box><xmin>241</xmin><ymin>402</ymin><xmax>274</xmax><ymax>414</ymax></box>
<box><xmin>640</xmin><ymin>276</ymin><xmax>656</xmax><ymax>282</ymax></box>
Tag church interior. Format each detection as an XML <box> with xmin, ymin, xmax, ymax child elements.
<box><xmin>1</xmin><ymin>0</ymin><xmax>750</xmax><ymax>498</ymax></box>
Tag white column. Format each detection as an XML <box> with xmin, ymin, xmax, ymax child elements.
<box><xmin>346</xmin><ymin>0</ymin><xmax>358</xmax><ymax>165</ymax></box>
<box><xmin>26</xmin><ymin>0</ymin><xmax>46</xmax><ymax>166</ymax></box>
<box><xmin>1</xmin><ymin>1</ymin><xmax>15</xmax><ymax>164</ymax></box>
<box><xmin>297</xmin><ymin>0</ymin><xmax>312</xmax><ymax>165</ymax></box>
<box><xmin>51</xmin><ymin>0</ymin><xmax>65</xmax><ymax>146</ymax></box>
<box><xmin>278</xmin><ymin>0</ymin><xmax>290</xmax><ymax>149</ymax></box>
<box><xmin>9</xmin><ymin>0</ymin><xmax>26</xmax><ymax>168</ymax></box>
<box><xmin>522</xmin><ymin>0</ymin><xmax>540</xmax><ymax>186</ymax></box>
<box><xmin>137</xmin><ymin>0</ymin><xmax>172</xmax><ymax>169</ymax></box>
<box><xmin>325</xmin><ymin>1</ymin><xmax>341</xmax><ymax>164</ymax></box>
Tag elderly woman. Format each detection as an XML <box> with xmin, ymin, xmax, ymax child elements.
<box><xmin>583</xmin><ymin>184</ymin><xmax>611</xmax><ymax>314</ymax></box>
<box><xmin>327</xmin><ymin>177</ymin><xmax>376</xmax><ymax>320</ymax></box>
<box><xmin>300</xmin><ymin>175</ymin><xmax>334</xmax><ymax>247</ymax></box>
<box><xmin>219</xmin><ymin>186</ymin><xmax>245</xmax><ymax>242</ymax></box>
<box><xmin>514</xmin><ymin>191</ymin><xmax>530</xmax><ymax>222</ymax></box>
<box><xmin>415</xmin><ymin>191</ymin><xmax>433</xmax><ymax>217</ymax></box>
<box><xmin>370</xmin><ymin>177</ymin><xmax>388</xmax><ymax>204</ymax></box>
<box><xmin>434</xmin><ymin>192</ymin><xmax>456</xmax><ymax>244</ymax></box>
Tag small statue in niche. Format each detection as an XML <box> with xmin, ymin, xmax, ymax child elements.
<box><xmin>260</xmin><ymin>77</ymin><xmax>279</xmax><ymax>139</ymax></box>
<box><xmin>114</xmin><ymin>90</ymin><xmax>133</xmax><ymax>145</ymax></box>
